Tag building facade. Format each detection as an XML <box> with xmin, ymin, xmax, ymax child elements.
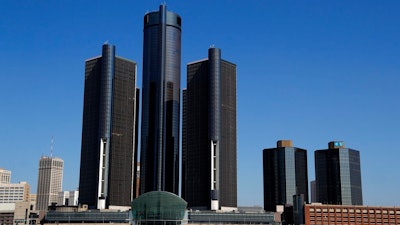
<box><xmin>57</xmin><ymin>190</ymin><xmax>79</xmax><ymax>206</ymax></box>
<box><xmin>0</xmin><ymin>169</ymin><xmax>11</xmax><ymax>184</ymax></box>
<box><xmin>36</xmin><ymin>156</ymin><xmax>63</xmax><ymax>211</ymax></box>
<box><xmin>140</xmin><ymin>4</ymin><xmax>181</xmax><ymax>195</ymax></box>
<box><xmin>263</xmin><ymin>140</ymin><xmax>309</xmax><ymax>212</ymax></box>
<box><xmin>305</xmin><ymin>204</ymin><xmax>400</xmax><ymax>225</ymax></box>
<box><xmin>314</xmin><ymin>141</ymin><xmax>363</xmax><ymax>205</ymax></box>
<box><xmin>0</xmin><ymin>182</ymin><xmax>30</xmax><ymax>204</ymax></box>
<box><xmin>182</xmin><ymin>48</ymin><xmax>237</xmax><ymax>210</ymax></box>
<box><xmin>78</xmin><ymin>44</ymin><xmax>138</xmax><ymax>209</ymax></box>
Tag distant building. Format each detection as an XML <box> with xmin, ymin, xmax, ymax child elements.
<box><xmin>304</xmin><ymin>203</ymin><xmax>400</xmax><ymax>225</ymax></box>
<box><xmin>36</xmin><ymin>156</ymin><xmax>63</xmax><ymax>211</ymax></box>
<box><xmin>0</xmin><ymin>169</ymin><xmax>11</xmax><ymax>184</ymax></box>
<box><xmin>78</xmin><ymin>44</ymin><xmax>138</xmax><ymax>209</ymax></box>
<box><xmin>0</xmin><ymin>181</ymin><xmax>30</xmax><ymax>203</ymax></box>
<box><xmin>310</xmin><ymin>180</ymin><xmax>316</xmax><ymax>203</ymax></box>
<box><xmin>182</xmin><ymin>47</ymin><xmax>237</xmax><ymax>210</ymax></box>
<box><xmin>57</xmin><ymin>190</ymin><xmax>78</xmax><ymax>206</ymax></box>
<box><xmin>139</xmin><ymin>4</ymin><xmax>182</xmax><ymax>195</ymax></box>
<box><xmin>314</xmin><ymin>141</ymin><xmax>363</xmax><ymax>205</ymax></box>
<box><xmin>263</xmin><ymin>140</ymin><xmax>309</xmax><ymax>212</ymax></box>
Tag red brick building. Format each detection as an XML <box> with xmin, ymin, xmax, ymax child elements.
<box><xmin>305</xmin><ymin>204</ymin><xmax>400</xmax><ymax>225</ymax></box>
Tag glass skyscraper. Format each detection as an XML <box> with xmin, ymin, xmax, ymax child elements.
<box><xmin>79</xmin><ymin>44</ymin><xmax>138</xmax><ymax>209</ymax></box>
<box><xmin>182</xmin><ymin>48</ymin><xmax>237</xmax><ymax>210</ymax></box>
<box><xmin>140</xmin><ymin>5</ymin><xmax>181</xmax><ymax>195</ymax></box>
<box><xmin>263</xmin><ymin>140</ymin><xmax>308</xmax><ymax>212</ymax></box>
<box><xmin>315</xmin><ymin>141</ymin><xmax>363</xmax><ymax>205</ymax></box>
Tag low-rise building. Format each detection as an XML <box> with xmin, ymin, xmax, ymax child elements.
<box><xmin>305</xmin><ymin>204</ymin><xmax>400</xmax><ymax>225</ymax></box>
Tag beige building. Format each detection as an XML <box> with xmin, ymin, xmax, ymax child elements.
<box><xmin>36</xmin><ymin>156</ymin><xmax>63</xmax><ymax>211</ymax></box>
<box><xmin>0</xmin><ymin>182</ymin><xmax>30</xmax><ymax>203</ymax></box>
<box><xmin>0</xmin><ymin>168</ymin><xmax>11</xmax><ymax>184</ymax></box>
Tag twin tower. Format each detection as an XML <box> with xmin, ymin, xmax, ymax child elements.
<box><xmin>78</xmin><ymin>5</ymin><xmax>237</xmax><ymax>210</ymax></box>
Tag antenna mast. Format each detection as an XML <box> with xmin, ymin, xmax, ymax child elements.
<box><xmin>50</xmin><ymin>136</ymin><xmax>54</xmax><ymax>158</ymax></box>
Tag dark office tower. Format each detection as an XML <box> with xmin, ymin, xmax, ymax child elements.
<box><xmin>263</xmin><ymin>140</ymin><xmax>308</xmax><ymax>212</ymax></box>
<box><xmin>182</xmin><ymin>48</ymin><xmax>237</xmax><ymax>210</ymax></box>
<box><xmin>140</xmin><ymin>5</ymin><xmax>181</xmax><ymax>195</ymax></box>
<box><xmin>315</xmin><ymin>141</ymin><xmax>363</xmax><ymax>205</ymax></box>
<box><xmin>79</xmin><ymin>44</ymin><xmax>138</xmax><ymax>209</ymax></box>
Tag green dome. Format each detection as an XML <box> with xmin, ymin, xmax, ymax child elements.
<box><xmin>131</xmin><ymin>191</ymin><xmax>187</xmax><ymax>222</ymax></box>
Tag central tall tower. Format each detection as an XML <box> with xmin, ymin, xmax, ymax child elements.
<box><xmin>140</xmin><ymin>4</ymin><xmax>181</xmax><ymax>195</ymax></box>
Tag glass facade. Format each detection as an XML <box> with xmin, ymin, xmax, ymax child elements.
<box><xmin>262</xmin><ymin>144</ymin><xmax>308</xmax><ymax>212</ymax></box>
<box><xmin>79</xmin><ymin>44</ymin><xmax>138</xmax><ymax>208</ymax></box>
<box><xmin>131</xmin><ymin>191</ymin><xmax>187</xmax><ymax>225</ymax></box>
<box><xmin>140</xmin><ymin>5</ymin><xmax>181</xmax><ymax>195</ymax></box>
<box><xmin>315</xmin><ymin>146</ymin><xmax>363</xmax><ymax>205</ymax></box>
<box><xmin>182</xmin><ymin>48</ymin><xmax>237</xmax><ymax>209</ymax></box>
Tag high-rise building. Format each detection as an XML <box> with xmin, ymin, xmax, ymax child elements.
<box><xmin>182</xmin><ymin>48</ymin><xmax>237</xmax><ymax>210</ymax></box>
<box><xmin>0</xmin><ymin>181</ymin><xmax>30</xmax><ymax>203</ymax></box>
<box><xmin>263</xmin><ymin>140</ymin><xmax>309</xmax><ymax>212</ymax></box>
<box><xmin>36</xmin><ymin>156</ymin><xmax>63</xmax><ymax>211</ymax></box>
<box><xmin>78</xmin><ymin>44</ymin><xmax>138</xmax><ymax>209</ymax></box>
<box><xmin>0</xmin><ymin>168</ymin><xmax>11</xmax><ymax>184</ymax></box>
<box><xmin>314</xmin><ymin>141</ymin><xmax>363</xmax><ymax>205</ymax></box>
<box><xmin>140</xmin><ymin>4</ymin><xmax>181</xmax><ymax>195</ymax></box>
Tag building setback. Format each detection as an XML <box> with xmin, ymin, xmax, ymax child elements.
<box><xmin>140</xmin><ymin>4</ymin><xmax>181</xmax><ymax>195</ymax></box>
<box><xmin>182</xmin><ymin>48</ymin><xmax>237</xmax><ymax>210</ymax></box>
<box><xmin>263</xmin><ymin>140</ymin><xmax>309</xmax><ymax>212</ymax></box>
<box><xmin>314</xmin><ymin>141</ymin><xmax>363</xmax><ymax>205</ymax></box>
<box><xmin>36</xmin><ymin>156</ymin><xmax>63</xmax><ymax>211</ymax></box>
<box><xmin>78</xmin><ymin>44</ymin><xmax>138</xmax><ymax>209</ymax></box>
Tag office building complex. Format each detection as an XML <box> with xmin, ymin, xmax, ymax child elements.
<box><xmin>182</xmin><ymin>48</ymin><xmax>237</xmax><ymax>210</ymax></box>
<box><xmin>36</xmin><ymin>156</ymin><xmax>63</xmax><ymax>211</ymax></box>
<box><xmin>314</xmin><ymin>141</ymin><xmax>363</xmax><ymax>205</ymax></box>
<box><xmin>140</xmin><ymin>5</ymin><xmax>181</xmax><ymax>195</ymax></box>
<box><xmin>263</xmin><ymin>140</ymin><xmax>309</xmax><ymax>212</ymax></box>
<box><xmin>0</xmin><ymin>181</ymin><xmax>30</xmax><ymax>203</ymax></box>
<box><xmin>79</xmin><ymin>44</ymin><xmax>138</xmax><ymax>209</ymax></box>
<box><xmin>0</xmin><ymin>169</ymin><xmax>11</xmax><ymax>184</ymax></box>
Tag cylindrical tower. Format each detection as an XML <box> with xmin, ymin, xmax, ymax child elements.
<box><xmin>140</xmin><ymin>4</ymin><xmax>181</xmax><ymax>195</ymax></box>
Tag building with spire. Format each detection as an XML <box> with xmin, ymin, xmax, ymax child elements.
<box><xmin>139</xmin><ymin>4</ymin><xmax>182</xmax><ymax>195</ymax></box>
<box><xmin>36</xmin><ymin>156</ymin><xmax>63</xmax><ymax>211</ymax></box>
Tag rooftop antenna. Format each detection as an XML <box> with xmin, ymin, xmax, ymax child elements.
<box><xmin>50</xmin><ymin>136</ymin><xmax>54</xmax><ymax>158</ymax></box>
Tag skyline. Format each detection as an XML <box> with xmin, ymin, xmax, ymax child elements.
<box><xmin>1</xmin><ymin>1</ymin><xmax>399</xmax><ymax>207</ymax></box>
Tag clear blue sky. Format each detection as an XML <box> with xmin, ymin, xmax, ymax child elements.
<box><xmin>1</xmin><ymin>0</ymin><xmax>399</xmax><ymax>207</ymax></box>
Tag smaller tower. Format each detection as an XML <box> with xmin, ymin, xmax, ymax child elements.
<box><xmin>315</xmin><ymin>141</ymin><xmax>363</xmax><ymax>205</ymax></box>
<box><xmin>263</xmin><ymin>140</ymin><xmax>308</xmax><ymax>212</ymax></box>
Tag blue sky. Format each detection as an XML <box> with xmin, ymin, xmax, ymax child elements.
<box><xmin>1</xmin><ymin>1</ymin><xmax>399</xmax><ymax>207</ymax></box>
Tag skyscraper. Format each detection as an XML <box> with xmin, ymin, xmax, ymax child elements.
<box><xmin>182</xmin><ymin>48</ymin><xmax>237</xmax><ymax>210</ymax></box>
<box><xmin>140</xmin><ymin>5</ymin><xmax>181</xmax><ymax>195</ymax></box>
<box><xmin>315</xmin><ymin>141</ymin><xmax>363</xmax><ymax>205</ymax></box>
<box><xmin>36</xmin><ymin>156</ymin><xmax>63</xmax><ymax>211</ymax></box>
<box><xmin>79</xmin><ymin>44</ymin><xmax>138</xmax><ymax>209</ymax></box>
<box><xmin>263</xmin><ymin>140</ymin><xmax>308</xmax><ymax>212</ymax></box>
